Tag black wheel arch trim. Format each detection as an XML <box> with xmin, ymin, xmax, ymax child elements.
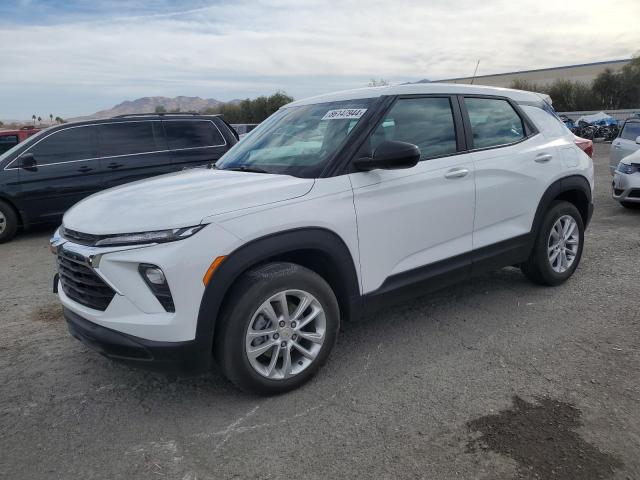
<box><xmin>531</xmin><ymin>175</ymin><xmax>593</xmax><ymax>238</ymax></box>
<box><xmin>195</xmin><ymin>227</ymin><xmax>361</xmax><ymax>361</ymax></box>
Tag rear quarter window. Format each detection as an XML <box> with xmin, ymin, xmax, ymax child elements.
<box><xmin>464</xmin><ymin>97</ymin><xmax>525</xmax><ymax>149</ymax></box>
<box><xmin>163</xmin><ymin>120</ymin><xmax>225</xmax><ymax>150</ymax></box>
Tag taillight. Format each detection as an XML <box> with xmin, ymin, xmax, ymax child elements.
<box><xmin>574</xmin><ymin>136</ymin><xmax>593</xmax><ymax>158</ymax></box>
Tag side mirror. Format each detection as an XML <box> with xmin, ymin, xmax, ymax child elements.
<box><xmin>18</xmin><ymin>153</ymin><xmax>37</xmax><ymax>171</ymax></box>
<box><xmin>353</xmin><ymin>140</ymin><xmax>421</xmax><ymax>171</ymax></box>
<box><xmin>636</xmin><ymin>136</ymin><xmax>640</xmax><ymax>145</ymax></box>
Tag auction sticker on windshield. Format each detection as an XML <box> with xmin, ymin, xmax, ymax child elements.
<box><xmin>322</xmin><ymin>109</ymin><xmax>367</xmax><ymax>120</ymax></box>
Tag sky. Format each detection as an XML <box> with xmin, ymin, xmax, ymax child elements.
<box><xmin>0</xmin><ymin>0</ymin><xmax>639</xmax><ymax>120</ymax></box>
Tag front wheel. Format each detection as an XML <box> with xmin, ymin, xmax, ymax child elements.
<box><xmin>0</xmin><ymin>200</ymin><xmax>18</xmax><ymax>244</ymax></box>
<box><xmin>215</xmin><ymin>262</ymin><xmax>340</xmax><ymax>395</ymax></box>
<box><xmin>521</xmin><ymin>201</ymin><xmax>584</xmax><ymax>286</ymax></box>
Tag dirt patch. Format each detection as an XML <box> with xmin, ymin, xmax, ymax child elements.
<box><xmin>467</xmin><ymin>396</ymin><xmax>623</xmax><ymax>480</ymax></box>
<box><xmin>34</xmin><ymin>303</ymin><xmax>64</xmax><ymax>324</ymax></box>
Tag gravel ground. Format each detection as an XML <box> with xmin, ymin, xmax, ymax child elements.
<box><xmin>0</xmin><ymin>144</ymin><xmax>638</xmax><ymax>480</ymax></box>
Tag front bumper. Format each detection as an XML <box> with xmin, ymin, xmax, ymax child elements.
<box><xmin>612</xmin><ymin>171</ymin><xmax>640</xmax><ymax>204</ymax></box>
<box><xmin>64</xmin><ymin>308</ymin><xmax>209</xmax><ymax>372</ymax></box>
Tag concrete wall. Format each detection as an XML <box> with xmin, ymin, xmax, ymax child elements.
<box><xmin>438</xmin><ymin>60</ymin><xmax>631</xmax><ymax>88</ymax></box>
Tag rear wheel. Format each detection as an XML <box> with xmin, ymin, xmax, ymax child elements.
<box><xmin>0</xmin><ymin>200</ymin><xmax>18</xmax><ymax>243</ymax></box>
<box><xmin>521</xmin><ymin>201</ymin><xmax>584</xmax><ymax>286</ymax></box>
<box><xmin>215</xmin><ymin>262</ymin><xmax>339</xmax><ymax>394</ymax></box>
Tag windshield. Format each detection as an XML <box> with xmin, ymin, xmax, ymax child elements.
<box><xmin>0</xmin><ymin>128</ymin><xmax>50</xmax><ymax>165</ymax></box>
<box><xmin>216</xmin><ymin>98</ymin><xmax>375</xmax><ymax>177</ymax></box>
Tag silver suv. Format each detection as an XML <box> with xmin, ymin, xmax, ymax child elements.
<box><xmin>610</xmin><ymin>118</ymin><xmax>640</xmax><ymax>174</ymax></box>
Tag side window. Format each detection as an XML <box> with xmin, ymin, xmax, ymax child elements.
<box><xmin>0</xmin><ymin>135</ymin><xmax>18</xmax><ymax>154</ymax></box>
<box><xmin>163</xmin><ymin>120</ymin><xmax>225</xmax><ymax>150</ymax></box>
<box><xmin>620</xmin><ymin>122</ymin><xmax>640</xmax><ymax>141</ymax></box>
<box><xmin>465</xmin><ymin>98</ymin><xmax>525</xmax><ymax>149</ymax></box>
<box><xmin>99</xmin><ymin>122</ymin><xmax>162</xmax><ymax>157</ymax></box>
<box><xmin>367</xmin><ymin>97</ymin><xmax>457</xmax><ymax>160</ymax></box>
<box><xmin>29</xmin><ymin>126</ymin><xmax>97</xmax><ymax>165</ymax></box>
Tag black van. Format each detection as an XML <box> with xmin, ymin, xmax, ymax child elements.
<box><xmin>0</xmin><ymin>114</ymin><xmax>238</xmax><ymax>242</ymax></box>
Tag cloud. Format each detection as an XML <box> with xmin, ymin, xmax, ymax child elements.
<box><xmin>0</xmin><ymin>0</ymin><xmax>638</xmax><ymax>119</ymax></box>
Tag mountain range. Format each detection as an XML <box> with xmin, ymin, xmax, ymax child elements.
<box><xmin>68</xmin><ymin>96</ymin><xmax>238</xmax><ymax>121</ymax></box>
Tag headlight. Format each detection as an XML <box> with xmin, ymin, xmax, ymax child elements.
<box><xmin>617</xmin><ymin>162</ymin><xmax>639</xmax><ymax>175</ymax></box>
<box><xmin>94</xmin><ymin>225</ymin><xmax>205</xmax><ymax>247</ymax></box>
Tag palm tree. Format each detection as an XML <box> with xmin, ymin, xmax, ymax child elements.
<box><xmin>32</xmin><ymin>114</ymin><xmax>36</xmax><ymax>125</ymax></box>
<box><xmin>37</xmin><ymin>116</ymin><xmax>42</xmax><ymax>126</ymax></box>
<box><xmin>49</xmin><ymin>114</ymin><xmax>53</xmax><ymax>125</ymax></box>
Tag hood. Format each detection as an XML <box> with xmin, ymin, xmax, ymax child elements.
<box><xmin>620</xmin><ymin>149</ymin><xmax>640</xmax><ymax>165</ymax></box>
<box><xmin>63</xmin><ymin>169</ymin><xmax>314</xmax><ymax>235</ymax></box>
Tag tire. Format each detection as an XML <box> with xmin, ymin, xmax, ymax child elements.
<box><xmin>214</xmin><ymin>262</ymin><xmax>340</xmax><ymax>395</ymax></box>
<box><xmin>521</xmin><ymin>201</ymin><xmax>584</xmax><ymax>286</ymax></box>
<box><xmin>621</xmin><ymin>201</ymin><xmax>640</xmax><ymax>210</ymax></box>
<box><xmin>0</xmin><ymin>200</ymin><xmax>18</xmax><ymax>244</ymax></box>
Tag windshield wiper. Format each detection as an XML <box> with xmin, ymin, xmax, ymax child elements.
<box><xmin>226</xmin><ymin>165</ymin><xmax>270</xmax><ymax>174</ymax></box>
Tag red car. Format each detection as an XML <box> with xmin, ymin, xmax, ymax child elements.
<box><xmin>0</xmin><ymin>126</ymin><xmax>41</xmax><ymax>155</ymax></box>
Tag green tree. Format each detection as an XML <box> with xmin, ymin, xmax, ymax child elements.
<box><xmin>32</xmin><ymin>114</ymin><xmax>36</xmax><ymax>125</ymax></box>
<box><xmin>37</xmin><ymin>116</ymin><xmax>42</xmax><ymax>126</ymax></box>
<box><xmin>202</xmin><ymin>91</ymin><xmax>294</xmax><ymax>124</ymax></box>
<box><xmin>0</xmin><ymin>120</ymin><xmax>4</xmax><ymax>128</ymax></box>
<box><xmin>155</xmin><ymin>105</ymin><xmax>167</xmax><ymax>113</ymax></box>
<box><xmin>55</xmin><ymin>116</ymin><xmax>65</xmax><ymax>124</ymax></box>
<box><xmin>49</xmin><ymin>114</ymin><xmax>53</xmax><ymax>124</ymax></box>
<box><xmin>508</xmin><ymin>53</ymin><xmax>640</xmax><ymax>111</ymax></box>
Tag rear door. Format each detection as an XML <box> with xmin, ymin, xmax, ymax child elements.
<box><xmin>14</xmin><ymin>125</ymin><xmax>103</xmax><ymax>222</ymax></box>
<box><xmin>611</xmin><ymin>121</ymin><xmax>640</xmax><ymax>170</ymax></box>
<box><xmin>98</xmin><ymin>120</ymin><xmax>172</xmax><ymax>188</ymax></box>
<box><xmin>463</xmin><ymin>96</ymin><xmax>563</xmax><ymax>253</ymax></box>
<box><xmin>162</xmin><ymin>119</ymin><xmax>228</xmax><ymax>169</ymax></box>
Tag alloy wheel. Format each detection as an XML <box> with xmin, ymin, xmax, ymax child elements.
<box><xmin>245</xmin><ymin>289</ymin><xmax>326</xmax><ymax>380</ymax></box>
<box><xmin>547</xmin><ymin>215</ymin><xmax>579</xmax><ymax>273</ymax></box>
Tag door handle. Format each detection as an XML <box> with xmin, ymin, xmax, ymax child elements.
<box><xmin>77</xmin><ymin>166</ymin><xmax>93</xmax><ymax>173</ymax></box>
<box><xmin>108</xmin><ymin>163</ymin><xmax>124</xmax><ymax>169</ymax></box>
<box><xmin>444</xmin><ymin>168</ymin><xmax>469</xmax><ymax>179</ymax></box>
<box><xmin>535</xmin><ymin>153</ymin><xmax>553</xmax><ymax>163</ymax></box>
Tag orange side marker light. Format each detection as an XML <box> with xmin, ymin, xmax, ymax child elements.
<box><xmin>203</xmin><ymin>256</ymin><xmax>225</xmax><ymax>286</ymax></box>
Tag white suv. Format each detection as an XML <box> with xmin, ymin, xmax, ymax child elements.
<box><xmin>50</xmin><ymin>84</ymin><xmax>594</xmax><ymax>394</ymax></box>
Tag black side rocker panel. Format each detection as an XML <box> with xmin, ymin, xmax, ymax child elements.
<box><xmin>363</xmin><ymin>175</ymin><xmax>593</xmax><ymax>314</ymax></box>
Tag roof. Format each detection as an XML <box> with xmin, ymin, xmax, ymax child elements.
<box><xmin>284</xmin><ymin>83</ymin><xmax>548</xmax><ymax>108</ymax></box>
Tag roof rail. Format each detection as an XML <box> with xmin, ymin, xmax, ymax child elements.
<box><xmin>113</xmin><ymin>112</ymin><xmax>220</xmax><ymax>118</ymax></box>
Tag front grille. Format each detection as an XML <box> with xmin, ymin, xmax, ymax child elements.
<box><xmin>61</xmin><ymin>227</ymin><xmax>100</xmax><ymax>246</ymax></box>
<box><xmin>57</xmin><ymin>249</ymin><xmax>115</xmax><ymax>311</ymax></box>
<box><xmin>628</xmin><ymin>189</ymin><xmax>640</xmax><ymax>199</ymax></box>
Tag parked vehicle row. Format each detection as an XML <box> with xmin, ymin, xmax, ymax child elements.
<box><xmin>49</xmin><ymin>84</ymin><xmax>594</xmax><ymax>394</ymax></box>
<box><xmin>0</xmin><ymin>114</ymin><xmax>239</xmax><ymax>242</ymax></box>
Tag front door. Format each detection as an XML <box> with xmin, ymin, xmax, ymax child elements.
<box><xmin>349</xmin><ymin>96</ymin><xmax>476</xmax><ymax>294</ymax></box>
<box><xmin>15</xmin><ymin>125</ymin><xmax>103</xmax><ymax>222</ymax></box>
